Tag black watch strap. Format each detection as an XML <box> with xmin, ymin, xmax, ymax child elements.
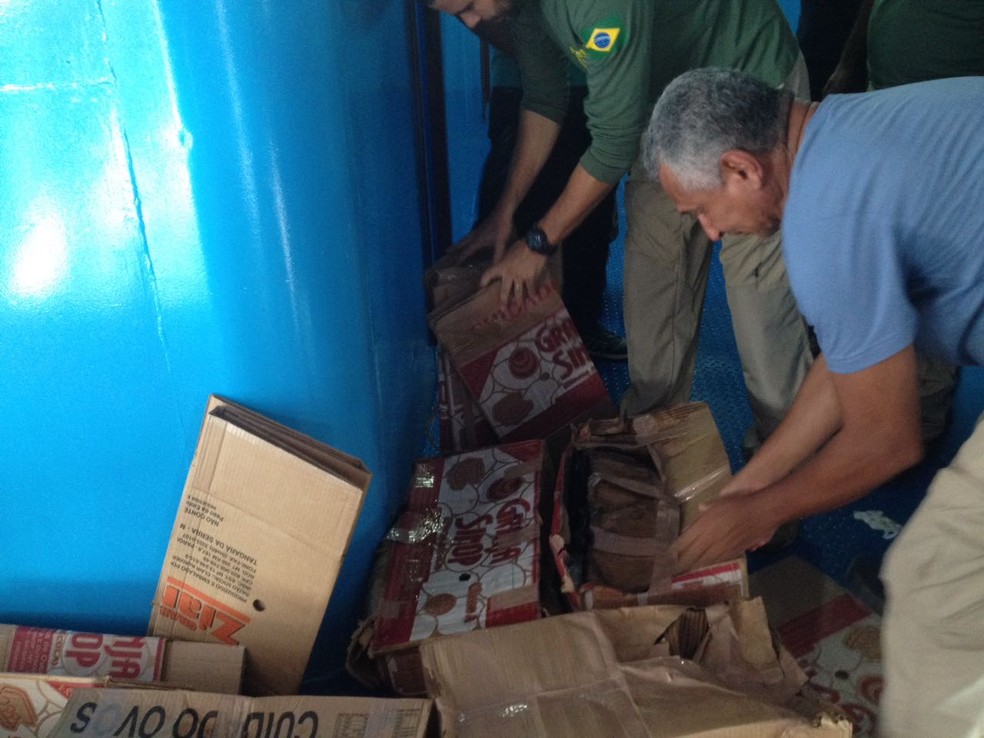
<box><xmin>525</xmin><ymin>226</ymin><xmax>558</xmax><ymax>256</ymax></box>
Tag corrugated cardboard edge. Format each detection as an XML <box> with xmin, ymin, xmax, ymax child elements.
<box><xmin>47</xmin><ymin>688</ymin><xmax>434</xmax><ymax>738</ymax></box>
<box><xmin>160</xmin><ymin>641</ymin><xmax>245</xmax><ymax>694</ymax></box>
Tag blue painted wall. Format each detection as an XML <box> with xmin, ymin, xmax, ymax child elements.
<box><xmin>0</xmin><ymin>0</ymin><xmax>434</xmax><ymax>691</ymax></box>
<box><xmin>440</xmin><ymin>15</ymin><xmax>488</xmax><ymax>241</ymax></box>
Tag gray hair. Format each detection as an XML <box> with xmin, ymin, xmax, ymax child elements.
<box><xmin>642</xmin><ymin>68</ymin><xmax>789</xmax><ymax>191</ymax></box>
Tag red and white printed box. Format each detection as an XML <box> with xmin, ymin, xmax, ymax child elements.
<box><xmin>430</xmin><ymin>282</ymin><xmax>614</xmax><ymax>448</ymax></box>
<box><xmin>363</xmin><ymin>440</ymin><xmax>546</xmax><ymax>695</ymax></box>
<box><xmin>0</xmin><ymin>627</ymin><xmax>164</xmax><ymax>682</ymax></box>
<box><xmin>436</xmin><ymin>348</ymin><xmax>497</xmax><ymax>453</ymax></box>
<box><xmin>0</xmin><ymin>624</ymin><xmax>244</xmax><ymax>695</ymax></box>
<box><xmin>0</xmin><ymin>674</ymin><xmax>109</xmax><ymax>738</ymax></box>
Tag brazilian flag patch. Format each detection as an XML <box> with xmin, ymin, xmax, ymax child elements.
<box><xmin>586</xmin><ymin>27</ymin><xmax>619</xmax><ymax>52</ymax></box>
<box><xmin>580</xmin><ymin>17</ymin><xmax>623</xmax><ymax>60</ymax></box>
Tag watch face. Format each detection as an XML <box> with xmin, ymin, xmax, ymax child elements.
<box><xmin>526</xmin><ymin>227</ymin><xmax>555</xmax><ymax>256</ymax></box>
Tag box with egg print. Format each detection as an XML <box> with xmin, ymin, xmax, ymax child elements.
<box><xmin>351</xmin><ymin>440</ymin><xmax>547</xmax><ymax>696</ymax></box>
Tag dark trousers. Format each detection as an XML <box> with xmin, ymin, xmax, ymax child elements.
<box><xmin>476</xmin><ymin>86</ymin><xmax>617</xmax><ymax>333</ymax></box>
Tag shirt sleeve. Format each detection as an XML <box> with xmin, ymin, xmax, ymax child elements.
<box><xmin>573</xmin><ymin>0</ymin><xmax>655</xmax><ymax>183</ymax></box>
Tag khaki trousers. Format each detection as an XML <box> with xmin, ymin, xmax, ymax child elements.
<box><xmin>620</xmin><ymin>56</ymin><xmax>814</xmax><ymax>446</ymax></box>
<box><xmin>880</xmin><ymin>414</ymin><xmax>984</xmax><ymax>738</ymax></box>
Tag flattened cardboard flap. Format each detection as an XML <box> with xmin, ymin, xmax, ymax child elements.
<box><xmin>48</xmin><ymin>689</ymin><xmax>433</xmax><ymax>738</ymax></box>
<box><xmin>420</xmin><ymin>601</ymin><xmax>852</xmax><ymax>737</ymax></box>
<box><xmin>149</xmin><ymin>396</ymin><xmax>370</xmax><ymax>696</ymax></box>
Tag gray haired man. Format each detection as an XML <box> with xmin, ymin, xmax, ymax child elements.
<box><xmin>646</xmin><ymin>67</ymin><xmax>984</xmax><ymax>738</ymax></box>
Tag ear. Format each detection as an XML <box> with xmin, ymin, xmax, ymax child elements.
<box><xmin>720</xmin><ymin>150</ymin><xmax>766</xmax><ymax>189</ymax></box>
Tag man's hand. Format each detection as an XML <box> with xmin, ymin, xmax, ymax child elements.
<box><xmin>671</xmin><ymin>492</ymin><xmax>780</xmax><ymax>573</ymax></box>
<box><xmin>450</xmin><ymin>209</ymin><xmax>515</xmax><ymax>265</ymax></box>
<box><xmin>480</xmin><ymin>238</ymin><xmax>549</xmax><ymax>307</ymax></box>
<box><xmin>674</xmin><ymin>346</ymin><xmax>923</xmax><ymax>574</ymax></box>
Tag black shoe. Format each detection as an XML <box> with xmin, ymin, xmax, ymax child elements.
<box><xmin>581</xmin><ymin>327</ymin><xmax>628</xmax><ymax>362</ymax></box>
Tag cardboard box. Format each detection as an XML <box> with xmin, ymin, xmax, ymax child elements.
<box><xmin>429</xmin><ymin>281</ymin><xmax>614</xmax><ymax>456</ymax></box>
<box><xmin>0</xmin><ymin>625</ymin><xmax>244</xmax><ymax>695</ymax></box>
<box><xmin>425</xmin><ymin>257</ymin><xmax>497</xmax><ymax>455</ymax></box>
<box><xmin>419</xmin><ymin>598</ymin><xmax>852</xmax><ymax>737</ymax></box>
<box><xmin>0</xmin><ymin>674</ymin><xmax>111</xmax><ymax>738</ymax></box>
<box><xmin>47</xmin><ymin>688</ymin><xmax>433</xmax><ymax>738</ymax></box>
<box><xmin>148</xmin><ymin>396</ymin><xmax>371</xmax><ymax>696</ymax></box>
<box><xmin>436</xmin><ymin>349</ymin><xmax>497</xmax><ymax>454</ymax></box>
<box><xmin>349</xmin><ymin>440</ymin><xmax>547</xmax><ymax>696</ymax></box>
<box><xmin>423</xmin><ymin>255</ymin><xmax>486</xmax><ymax>314</ymax></box>
<box><xmin>550</xmin><ymin>402</ymin><xmax>748</xmax><ymax>610</ymax></box>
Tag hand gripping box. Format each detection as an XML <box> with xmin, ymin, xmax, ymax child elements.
<box><xmin>148</xmin><ymin>396</ymin><xmax>371</xmax><ymax>696</ymax></box>
<box><xmin>550</xmin><ymin>402</ymin><xmax>748</xmax><ymax>611</ymax></box>
<box><xmin>350</xmin><ymin>440</ymin><xmax>547</xmax><ymax>696</ymax></box>
<box><xmin>429</xmin><ymin>281</ymin><xmax>615</xmax><ymax>456</ymax></box>
<box><xmin>0</xmin><ymin>625</ymin><xmax>243</xmax><ymax>695</ymax></box>
<box><xmin>47</xmin><ymin>688</ymin><xmax>433</xmax><ymax>738</ymax></box>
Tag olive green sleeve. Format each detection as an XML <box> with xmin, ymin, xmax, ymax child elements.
<box><xmin>574</xmin><ymin>0</ymin><xmax>656</xmax><ymax>183</ymax></box>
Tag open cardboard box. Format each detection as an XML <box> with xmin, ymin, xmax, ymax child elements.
<box><xmin>0</xmin><ymin>625</ymin><xmax>243</xmax><ymax>695</ymax></box>
<box><xmin>46</xmin><ymin>688</ymin><xmax>434</xmax><ymax>738</ymax></box>
<box><xmin>429</xmin><ymin>281</ymin><xmax>615</xmax><ymax>462</ymax></box>
<box><xmin>348</xmin><ymin>440</ymin><xmax>551</xmax><ymax>697</ymax></box>
<box><xmin>550</xmin><ymin>402</ymin><xmax>748</xmax><ymax>610</ymax></box>
<box><xmin>419</xmin><ymin>598</ymin><xmax>852</xmax><ymax>737</ymax></box>
<box><xmin>148</xmin><ymin>396</ymin><xmax>371</xmax><ymax>696</ymax></box>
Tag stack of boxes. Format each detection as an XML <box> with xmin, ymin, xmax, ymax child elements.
<box><xmin>6</xmin><ymin>264</ymin><xmax>854</xmax><ymax>738</ymax></box>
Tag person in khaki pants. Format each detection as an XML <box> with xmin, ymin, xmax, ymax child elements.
<box><xmin>645</xmin><ymin>68</ymin><xmax>984</xmax><ymax>737</ymax></box>
<box><xmin>424</xmin><ymin>0</ymin><xmax>813</xmax><ymax>456</ymax></box>
<box><xmin>620</xmin><ymin>58</ymin><xmax>813</xmax><ymax>451</ymax></box>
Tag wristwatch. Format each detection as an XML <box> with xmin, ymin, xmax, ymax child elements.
<box><xmin>524</xmin><ymin>225</ymin><xmax>558</xmax><ymax>257</ymax></box>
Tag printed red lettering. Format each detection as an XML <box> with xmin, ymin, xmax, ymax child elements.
<box><xmin>65</xmin><ymin>633</ymin><xmax>104</xmax><ymax>670</ymax></box>
<box><xmin>157</xmin><ymin>580</ymin><xmax>249</xmax><ymax>644</ymax></box>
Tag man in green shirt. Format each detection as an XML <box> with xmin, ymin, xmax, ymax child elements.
<box><xmin>428</xmin><ymin>0</ymin><xmax>814</xmax><ymax>452</ymax></box>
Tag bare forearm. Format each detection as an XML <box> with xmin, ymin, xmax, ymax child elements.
<box><xmin>734</xmin><ymin>356</ymin><xmax>841</xmax><ymax>489</ymax></box>
<box><xmin>756</xmin><ymin>349</ymin><xmax>923</xmax><ymax>521</ymax></box>
<box><xmin>675</xmin><ymin>347</ymin><xmax>924</xmax><ymax>572</ymax></box>
<box><xmin>537</xmin><ymin>164</ymin><xmax>615</xmax><ymax>245</ymax></box>
<box><xmin>751</xmin><ymin>414</ymin><xmax>923</xmax><ymax>527</ymax></box>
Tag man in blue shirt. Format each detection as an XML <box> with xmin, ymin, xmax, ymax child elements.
<box><xmin>643</xmin><ymin>68</ymin><xmax>984</xmax><ymax>737</ymax></box>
